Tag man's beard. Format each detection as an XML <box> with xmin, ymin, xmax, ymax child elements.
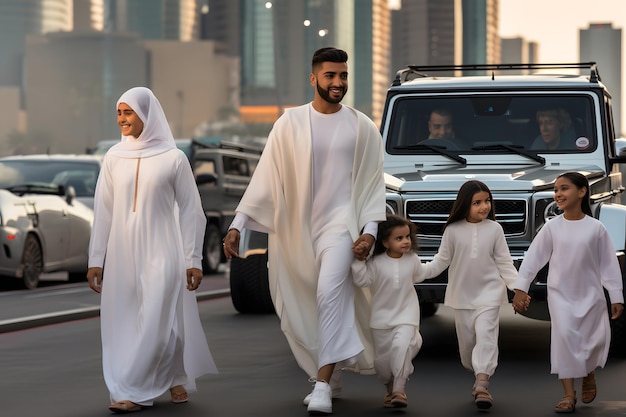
<box><xmin>316</xmin><ymin>82</ymin><xmax>346</xmax><ymax>104</ymax></box>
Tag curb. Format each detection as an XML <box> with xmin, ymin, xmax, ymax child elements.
<box><xmin>0</xmin><ymin>288</ymin><xmax>230</xmax><ymax>334</ymax></box>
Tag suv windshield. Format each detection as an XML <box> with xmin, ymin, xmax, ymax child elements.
<box><xmin>386</xmin><ymin>94</ymin><xmax>596</xmax><ymax>156</ymax></box>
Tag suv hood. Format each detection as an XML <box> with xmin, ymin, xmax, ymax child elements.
<box><xmin>384</xmin><ymin>165</ymin><xmax>606</xmax><ymax>193</ymax></box>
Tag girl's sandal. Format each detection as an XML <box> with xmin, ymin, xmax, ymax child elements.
<box><xmin>170</xmin><ymin>385</ymin><xmax>188</xmax><ymax>404</ymax></box>
<box><xmin>472</xmin><ymin>380</ymin><xmax>493</xmax><ymax>410</ymax></box>
<box><xmin>390</xmin><ymin>392</ymin><xmax>408</xmax><ymax>408</ymax></box>
<box><xmin>554</xmin><ymin>394</ymin><xmax>576</xmax><ymax>413</ymax></box>
<box><xmin>383</xmin><ymin>393</ymin><xmax>393</xmax><ymax>408</ymax></box>
<box><xmin>581</xmin><ymin>371</ymin><xmax>597</xmax><ymax>403</ymax></box>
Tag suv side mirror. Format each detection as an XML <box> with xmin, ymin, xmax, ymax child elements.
<box><xmin>610</xmin><ymin>138</ymin><xmax>626</xmax><ymax>164</ymax></box>
<box><xmin>196</xmin><ymin>173</ymin><xmax>217</xmax><ymax>185</ymax></box>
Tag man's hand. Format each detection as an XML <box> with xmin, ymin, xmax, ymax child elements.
<box><xmin>86</xmin><ymin>267</ymin><xmax>103</xmax><ymax>293</ymax></box>
<box><xmin>186</xmin><ymin>268</ymin><xmax>203</xmax><ymax>291</ymax></box>
<box><xmin>611</xmin><ymin>303</ymin><xmax>624</xmax><ymax>320</ymax></box>
<box><xmin>512</xmin><ymin>289</ymin><xmax>531</xmax><ymax>314</ymax></box>
<box><xmin>352</xmin><ymin>234</ymin><xmax>375</xmax><ymax>261</ymax></box>
<box><xmin>223</xmin><ymin>229</ymin><xmax>240</xmax><ymax>259</ymax></box>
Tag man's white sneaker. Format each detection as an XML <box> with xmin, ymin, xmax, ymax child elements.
<box><xmin>303</xmin><ymin>386</ymin><xmax>342</xmax><ymax>405</ymax></box>
<box><xmin>306</xmin><ymin>381</ymin><xmax>332</xmax><ymax>415</ymax></box>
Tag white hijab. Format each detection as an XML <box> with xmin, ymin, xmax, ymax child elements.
<box><xmin>107</xmin><ymin>87</ymin><xmax>177</xmax><ymax>158</ymax></box>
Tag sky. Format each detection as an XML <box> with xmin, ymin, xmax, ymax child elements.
<box><xmin>499</xmin><ymin>0</ymin><xmax>625</xmax><ymax>128</ymax></box>
<box><xmin>499</xmin><ymin>0</ymin><xmax>625</xmax><ymax>64</ymax></box>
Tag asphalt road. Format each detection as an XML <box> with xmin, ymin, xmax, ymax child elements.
<box><xmin>2</xmin><ymin>275</ymin><xmax>626</xmax><ymax>416</ymax></box>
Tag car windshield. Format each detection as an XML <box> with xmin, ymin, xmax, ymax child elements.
<box><xmin>386</xmin><ymin>94</ymin><xmax>596</xmax><ymax>156</ymax></box>
<box><xmin>0</xmin><ymin>160</ymin><xmax>100</xmax><ymax>197</ymax></box>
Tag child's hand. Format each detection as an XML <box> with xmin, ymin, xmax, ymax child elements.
<box><xmin>611</xmin><ymin>303</ymin><xmax>624</xmax><ymax>320</ymax></box>
<box><xmin>512</xmin><ymin>289</ymin><xmax>530</xmax><ymax>314</ymax></box>
<box><xmin>352</xmin><ymin>234</ymin><xmax>374</xmax><ymax>261</ymax></box>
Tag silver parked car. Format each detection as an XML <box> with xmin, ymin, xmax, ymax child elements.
<box><xmin>0</xmin><ymin>155</ymin><xmax>100</xmax><ymax>288</ymax></box>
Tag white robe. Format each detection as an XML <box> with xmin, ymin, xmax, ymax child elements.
<box><xmin>422</xmin><ymin>219</ymin><xmax>518</xmax><ymax>309</ymax></box>
<box><xmin>351</xmin><ymin>252</ymin><xmax>424</xmax><ymax>329</ymax></box>
<box><xmin>235</xmin><ymin>103</ymin><xmax>387</xmax><ymax>377</ymax></box>
<box><xmin>352</xmin><ymin>253</ymin><xmax>424</xmax><ymax>388</ymax></box>
<box><xmin>515</xmin><ymin>215</ymin><xmax>624</xmax><ymax>378</ymax></box>
<box><xmin>89</xmin><ymin>149</ymin><xmax>217</xmax><ymax>405</ymax></box>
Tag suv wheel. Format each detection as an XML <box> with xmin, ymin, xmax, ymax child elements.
<box><xmin>202</xmin><ymin>223</ymin><xmax>222</xmax><ymax>274</ymax></box>
<box><xmin>229</xmin><ymin>251</ymin><xmax>274</xmax><ymax>314</ymax></box>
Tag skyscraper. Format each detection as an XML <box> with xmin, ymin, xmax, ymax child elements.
<box><xmin>390</xmin><ymin>0</ymin><xmax>462</xmax><ymax>79</ymax></box>
<box><xmin>207</xmin><ymin>0</ymin><xmax>391</xmax><ymax>124</ymax></box>
<box><xmin>0</xmin><ymin>0</ymin><xmax>72</xmax><ymax>86</ymax></box>
<box><xmin>580</xmin><ymin>22</ymin><xmax>622</xmax><ymax>136</ymax></box>
<box><xmin>104</xmin><ymin>0</ymin><xmax>201</xmax><ymax>41</ymax></box>
<box><xmin>462</xmin><ymin>0</ymin><xmax>500</xmax><ymax>70</ymax></box>
<box><xmin>74</xmin><ymin>0</ymin><xmax>105</xmax><ymax>31</ymax></box>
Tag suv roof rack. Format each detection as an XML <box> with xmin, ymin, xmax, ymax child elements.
<box><xmin>392</xmin><ymin>62</ymin><xmax>600</xmax><ymax>86</ymax></box>
<box><xmin>192</xmin><ymin>137</ymin><xmax>264</xmax><ymax>154</ymax></box>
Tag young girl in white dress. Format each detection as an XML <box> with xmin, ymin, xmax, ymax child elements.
<box><xmin>513</xmin><ymin>172</ymin><xmax>624</xmax><ymax>413</ymax></box>
<box><xmin>351</xmin><ymin>214</ymin><xmax>425</xmax><ymax>409</ymax></box>
<box><xmin>421</xmin><ymin>180</ymin><xmax>518</xmax><ymax>410</ymax></box>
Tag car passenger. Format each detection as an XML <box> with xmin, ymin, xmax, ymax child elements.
<box><xmin>531</xmin><ymin>108</ymin><xmax>576</xmax><ymax>150</ymax></box>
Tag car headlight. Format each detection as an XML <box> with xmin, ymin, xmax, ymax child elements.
<box><xmin>386</xmin><ymin>201</ymin><xmax>397</xmax><ymax>214</ymax></box>
<box><xmin>544</xmin><ymin>201</ymin><xmax>563</xmax><ymax>222</ymax></box>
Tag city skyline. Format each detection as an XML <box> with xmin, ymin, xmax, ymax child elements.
<box><xmin>500</xmin><ymin>0</ymin><xmax>625</xmax><ymax>64</ymax></box>
<box><xmin>500</xmin><ymin>0</ymin><xmax>625</xmax><ymax>134</ymax></box>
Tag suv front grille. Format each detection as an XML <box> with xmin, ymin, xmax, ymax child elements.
<box><xmin>406</xmin><ymin>199</ymin><xmax>526</xmax><ymax>236</ymax></box>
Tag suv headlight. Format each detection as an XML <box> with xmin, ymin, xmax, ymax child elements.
<box><xmin>544</xmin><ymin>201</ymin><xmax>563</xmax><ymax>221</ymax></box>
<box><xmin>386</xmin><ymin>201</ymin><xmax>397</xmax><ymax>215</ymax></box>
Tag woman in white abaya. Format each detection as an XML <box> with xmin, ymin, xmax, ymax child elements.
<box><xmin>87</xmin><ymin>87</ymin><xmax>217</xmax><ymax>413</ymax></box>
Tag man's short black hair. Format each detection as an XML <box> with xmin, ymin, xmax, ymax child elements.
<box><xmin>312</xmin><ymin>47</ymin><xmax>348</xmax><ymax>70</ymax></box>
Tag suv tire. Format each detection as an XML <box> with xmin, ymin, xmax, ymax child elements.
<box><xmin>202</xmin><ymin>223</ymin><xmax>222</xmax><ymax>274</ymax></box>
<box><xmin>229</xmin><ymin>252</ymin><xmax>274</xmax><ymax>314</ymax></box>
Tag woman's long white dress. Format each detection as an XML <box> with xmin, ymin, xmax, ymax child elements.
<box><xmin>89</xmin><ymin>149</ymin><xmax>217</xmax><ymax>405</ymax></box>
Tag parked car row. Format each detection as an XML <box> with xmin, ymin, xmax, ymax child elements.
<box><xmin>0</xmin><ymin>154</ymin><xmax>101</xmax><ymax>288</ymax></box>
<box><xmin>0</xmin><ymin>136</ymin><xmax>266</xmax><ymax>290</ymax></box>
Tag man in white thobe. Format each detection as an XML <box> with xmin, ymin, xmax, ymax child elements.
<box><xmin>223</xmin><ymin>47</ymin><xmax>386</xmax><ymax>415</ymax></box>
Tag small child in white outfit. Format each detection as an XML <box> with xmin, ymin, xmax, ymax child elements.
<box><xmin>420</xmin><ymin>180</ymin><xmax>519</xmax><ymax>410</ymax></box>
<box><xmin>351</xmin><ymin>214</ymin><xmax>425</xmax><ymax>408</ymax></box>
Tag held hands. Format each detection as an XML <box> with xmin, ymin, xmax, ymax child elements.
<box><xmin>86</xmin><ymin>267</ymin><xmax>103</xmax><ymax>293</ymax></box>
<box><xmin>352</xmin><ymin>234</ymin><xmax>375</xmax><ymax>261</ymax></box>
<box><xmin>512</xmin><ymin>289</ymin><xmax>531</xmax><ymax>314</ymax></box>
<box><xmin>223</xmin><ymin>229</ymin><xmax>240</xmax><ymax>259</ymax></box>
<box><xmin>186</xmin><ymin>268</ymin><xmax>203</xmax><ymax>291</ymax></box>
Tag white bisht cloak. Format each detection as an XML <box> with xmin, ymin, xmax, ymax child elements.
<box><xmin>236</xmin><ymin>104</ymin><xmax>387</xmax><ymax>377</ymax></box>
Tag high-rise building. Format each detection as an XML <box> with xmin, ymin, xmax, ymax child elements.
<box><xmin>201</xmin><ymin>0</ymin><xmax>239</xmax><ymax>54</ymax></box>
<box><xmin>354</xmin><ymin>0</ymin><xmax>391</xmax><ymax>123</ymax></box>
<box><xmin>206</xmin><ymin>0</ymin><xmax>391</xmax><ymax>124</ymax></box>
<box><xmin>74</xmin><ymin>0</ymin><xmax>105</xmax><ymax>31</ymax></box>
<box><xmin>104</xmin><ymin>0</ymin><xmax>201</xmax><ymax>41</ymax></box>
<box><xmin>580</xmin><ymin>22</ymin><xmax>622</xmax><ymax>136</ymax></box>
<box><xmin>500</xmin><ymin>37</ymin><xmax>538</xmax><ymax>73</ymax></box>
<box><xmin>462</xmin><ymin>0</ymin><xmax>499</xmax><ymax>71</ymax></box>
<box><xmin>390</xmin><ymin>0</ymin><xmax>462</xmax><ymax>79</ymax></box>
<box><xmin>0</xmin><ymin>0</ymin><xmax>72</xmax><ymax>86</ymax></box>
<box><xmin>527</xmin><ymin>41</ymin><xmax>539</xmax><ymax>64</ymax></box>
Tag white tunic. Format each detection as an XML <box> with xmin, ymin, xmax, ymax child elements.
<box><xmin>351</xmin><ymin>252</ymin><xmax>424</xmax><ymax>329</ymax></box>
<box><xmin>514</xmin><ymin>215</ymin><xmax>624</xmax><ymax>378</ymax></box>
<box><xmin>422</xmin><ymin>219</ymin><xmax>518</xmax><ymax>309</ymax></box>
<box><xmin>234</xmin><ymin>103</ymin><xmax>387</xmax><ymax>377</ymax></box>
<box><xmin>89</xmin><ymin>149</ymin><xmax>217</xmax><ymax>405</ymax></box>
